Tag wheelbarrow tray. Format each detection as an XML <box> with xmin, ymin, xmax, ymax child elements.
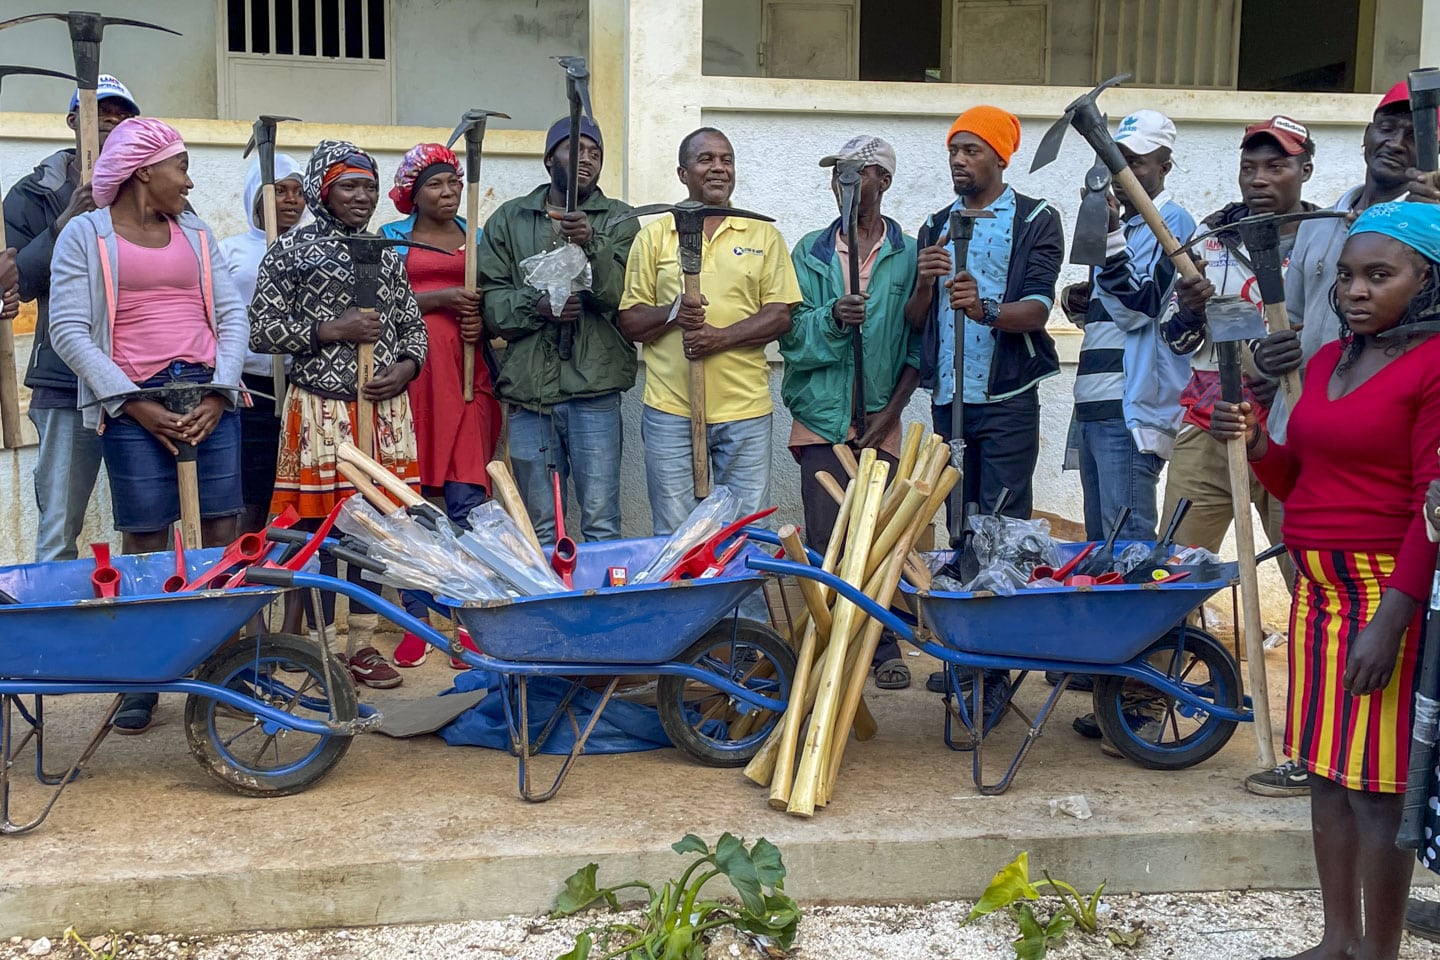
<box><xmin>900</xmin><ymin>541</ymin><xmax>1238</xmax><ymax>665</ymax></box>
<box><xmin>0</xmin><ymin>549</ymin><xmax>281</xmax><ymax>683</ymax></box>
<box><xmin>440</xmin><ymin>537</ymin><xmax>765</xmax><ymax>665</ymax></box>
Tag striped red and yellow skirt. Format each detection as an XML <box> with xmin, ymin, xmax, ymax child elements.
<box><xmin>269</xmin><ymin>384</ymin><xmax>421</xmax><ymax>519</ymax></box>
<box><xmin>1287</xmin><ymin>549</ymin><xmax>1422</xmax><ymax>794</ymax></box>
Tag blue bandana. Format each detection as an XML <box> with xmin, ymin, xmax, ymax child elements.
<box><xmin>1349</xmin><ymin>201</ymin><xmax>1440</xmax><ymax>263</ymax></box>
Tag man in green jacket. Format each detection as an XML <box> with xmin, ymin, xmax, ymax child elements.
<box><xmin>781</xmin><ymin>135</ymin><xmax>920</xmax><ymax>689</ymax></box>
<box><xmin>477</xmin><ymin>117</ymin><xmax>638</xmax><ymax>542</ymax></box>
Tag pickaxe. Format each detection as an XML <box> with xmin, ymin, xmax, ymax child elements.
<box><xmin>277</xmin><ymin>234</ymin><xmax>450</xmax><ymax>458</ymax></box>
<box><xmin>614</xmin><ymin>200</ymin><xmax>776</xmax><ymax>498</ymax></box>
<box><xmin>0</xmin><ymin>64</ymin><xmax>76</xmax><ymax>451</ymax></box>
<box><xmin>1207</xmin><ymin>294</ymin><xmax>1278</xmax><ymax>771</ymax></box>
<box><xmin>0</xmin><ymin>11</ymin><xmax>181</xmax><ymax>182</ymax></box>
<box><xmin>1410</xmin><ymin>67</ymin><xmax>1440</xmax><ymax>176</ymax></box>
<box><xmin>1070</xmin><ymin>151</ymin><xmax>1113</xmax><ymax>266</ymax></box>
<box><xmin>1032</xmin><ymin>75</ymin><xmax>1203</xmax><ymax>283</ymax></box>
<box><xmin>446</xmin><ymin>107</ymin><xmax>509</xmax><ymax>402</ymax></box>
<box><xmin>553</xmin><ymin>55</ymin><xmax>594</xmax><ymax>364</ymax></box>
<box><xmin>945</xmin><ymin>207</ymin><xmax>994</xmax><ymax>547</ymax></box>
<box><xmin>832</xmin><ymin>155</ymin><xmax>867</xmax><ymax>436</ymax></box>
<box><xmin>1184</xmin><ymin>210</ymin><xmax>1346</xmax><ymax>407</ymax></box>
<box><xmin>244</xmin><ymin>113</ymin><xmax>302</xmax><ymax>408</ymax></box>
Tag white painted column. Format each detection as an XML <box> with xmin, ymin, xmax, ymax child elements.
<box><xmin>1423</xmin><ymin>0</ymin><xmax>1440</xmax><ymax>69</ymax></box>
<box><xmin>623</xmin><ymin>0</ymin><xmax>707</xmax><ymax>205</ymax></box>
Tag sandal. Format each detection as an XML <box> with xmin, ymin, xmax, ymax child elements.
<box><xmin>873</xmin><ymin>658</ymin><xmax>911</xmax><ymax>690</ymax></box>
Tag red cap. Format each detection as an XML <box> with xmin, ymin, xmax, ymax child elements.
<box><xmin>1242</xmin><ymin>116</ymin><xmax>1314</xmax><ymax>156</ymax></box>
<box><xmin>1377</xmin><ymin>79</ymin><xmax>1411</xmax><ymax>113</ymax></box>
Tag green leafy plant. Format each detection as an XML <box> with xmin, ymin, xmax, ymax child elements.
<box><xmin>964</xmin><ymin>854</ymin><xmax>1124</xmax><ymax>959</ymax></box>
<box><xmin>1040</xmin><ymin>870</ymin><xmax>1105</xmax><ymax>934</ymax></box>
<box><xmin>1011</xmin><ymin>904</ymin><xmax>1073</xmax><ymax>960</ymax></box>
<box><xmin>550</xmin><ymin>833</ymin><xmax>800</xmax><ymax>960</ymax></box>
<box><xmin>63</xmin><ymin>927</ymin><xmax>125</xmax><ymax>960</ymax></box>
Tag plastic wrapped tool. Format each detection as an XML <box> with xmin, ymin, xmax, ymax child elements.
<box><xmin>520</xmin><ymin>243</ymin><xmax>593</xmax><ymax>317</ymax></box>
<box><xmin>336</xmin><ymin>497</ymin><xmax>512</xmax><ymax>601</ymax></box>
<box><xmin>631</xmin><ymin>486</ymin><xmax>741</xmax><ymax>584</ymax></box>
<box><xmin>464</xmin><ymin>501</ymin><xmax>570</xmax><ymax>596</ymax></box>
<box><xmin>959</xmin><ymin>514</ymin><xmax>1059</xmax><ymax>593</ymax></box>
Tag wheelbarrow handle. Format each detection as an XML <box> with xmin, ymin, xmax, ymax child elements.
<box><xmin>739</xmin><ymin>525</ymin><xmax>823</xmax><ymax>565</ymax></box>
<box><xmin>744</xmin><ymin>554</ymin><xmax>917</xmax><ymax>642</ymax></box>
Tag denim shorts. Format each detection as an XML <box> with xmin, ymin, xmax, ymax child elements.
<box><xmin>101</xmin><ymin>362</ymin><xmax>243</xmax><ymax>533</ymax></box>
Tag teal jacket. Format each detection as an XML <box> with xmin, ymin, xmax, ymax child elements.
<box><xmin>781</xmin><ymin>217</ymin><xmax>920</xmax><ymax>444</ymax></box>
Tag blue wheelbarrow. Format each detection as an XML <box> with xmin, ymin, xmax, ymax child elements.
<box><xmin>0</xmin><ymin>547</ymin><xmax>375</xmax><ymax>834</ymax></box>
<box><xmin>246</xmin><ymin>535</ymin><xmax>797</xmax><ymax>802</ymax></box>
<box><xmin>748</xmin><ymin>542</ymin><xmax>1270</xmax><ymax>795</ymax></box>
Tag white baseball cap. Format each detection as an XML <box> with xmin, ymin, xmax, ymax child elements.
<box><xmin>68</xmin><ymin>75</ymin><xmax>139</xmax><ymax>115</ymax></box>
<box><xmin>1114</xmin><ymin>110</ymin><xmax>1176</xmax><ymax>155</ymax></box>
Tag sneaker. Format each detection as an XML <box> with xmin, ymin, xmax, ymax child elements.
<box><xmin>347</xmin><ymin>646</ymin><xmax>402</xmax><ymax>689</ymax></box>
<box><xmin>393</xmin><ymin>632</ymin><xmax>428</xmax><ymax>668</ymax></box>
<box><xmin>450</xmin><ymin>628</ymin><xmax>478</xmax><ymax>670</ymax></box>
<box><xmin>1244</xmin><ymin>759</ymin><xmax>1310</xmax><ymax>798</ymax></box>
<box><xmin>112</xmin><ymin>693</ymin><xmax>157</xmax><ymax>735</ymax></box>
<box><xmin>1406</xmin><ymin>899</ymin><xmax>1440</xmax><ymax>943</ymax></box>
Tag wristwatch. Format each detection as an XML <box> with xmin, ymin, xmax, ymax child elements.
<box><xmin>980</xmin><ymin>298</ymin><xmax>1001</xmax><ymax>326</ymax></box>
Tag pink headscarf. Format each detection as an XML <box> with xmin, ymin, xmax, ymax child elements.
<box><xmin>91</xmin><ymin>117</ymin><xmax>187</xmax><ymax>208</ymax></box>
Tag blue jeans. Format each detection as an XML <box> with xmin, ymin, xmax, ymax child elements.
<box><xmin>402</xmin><ymin>481</ymin><xmax>489</xmax><ymax>619</ymax></box>
<box><xmin>508</xmin><ymin>394</ymin><xmax>623</xmax><ymax>543</ymax></box>
<box><xmin>641</xmin><ymin>406</ymin><xmax>772</xmax><ymax>535</ymax></box>
<box><xmin>1077</xmin><ymin>417</ymin><xmax>1164</xmax><ymax>541</ymax></box>
<box><xmin>29</xmin><ymin>405</ymin><xmax>104</xmax><ymax>561</ymax></box>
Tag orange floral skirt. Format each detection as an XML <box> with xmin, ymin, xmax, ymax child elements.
<box><xmin>269</xmin><ymin>384</ymin><xmax>421</xmax><ymax>519</ymax></box>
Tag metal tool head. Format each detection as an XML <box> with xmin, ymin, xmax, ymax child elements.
<box><xmin>1410</xmin><ymin>67</ymin><xmax>1440</xmax><ymax>172</ymax></box>
<box><xmin>615</xmin><ymin>200</ymin><xmax>774</xmax><ymax>274</ymax></box>
<box><xmin>0</xmin><ymin>64</ymin><xmax>77</xmax><ymax>100</ymax></box>
<box><xmin>1071</xmin><ymin>155</ymin><xmax>1114</xmax><ymax>266</ymax></box>
<box><xmin>1030</xmin><ymin>73</ymin><xmax>1131</xmax><ymax>174</ymax></box>
<box><xmin>1206</xmin><ymin>296</ymin><xmax>1268</xmax><ymax>344</ymax></box>
<box><xmin>553</xmin><ymin>55</ymin><xmax>594</xmax><ymax>118</ymax></box>
<box><xmin>0</xmin><ymin>11</ymin><xmax>181</xmax><ymax>87</ymax></box>
<box><xmin>243</xmin><ymin>114</ymin><xmax>302</xmax><ymax>160</ymax></box>
<box><xmin>282</xmin><ymin>232</ymin><xmax>451</xmax><ymax>264</ymax></box>
<box><xmin>828</xmin><ymin>155</ymin><xmax>865</xmax><ymax>232</ymax></box>
<box><xmin>1186</xmin><ymin>209</ymin><xmax>1348</xmax><ymax>254</ymax></box>
<box><xmin>947</xmin><ymin>206</ymin><xmax>996</xmax><ymax>240</ymax></box>
<box><xmin>445</xmin><ymin>108</ymin><xmax>510</xmax><ymax>182</ymax></box>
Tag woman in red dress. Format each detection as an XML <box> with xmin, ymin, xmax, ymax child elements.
<box><xmin>381</xmin><ymin>142</ymin><xmax>502</xmax><ymax>666</ymax></box>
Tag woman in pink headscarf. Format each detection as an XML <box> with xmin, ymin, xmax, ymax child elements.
<box><xmin>47</xmin><ymin>117</ymin><xmax>249</xmax><ymax>733</ymax></box>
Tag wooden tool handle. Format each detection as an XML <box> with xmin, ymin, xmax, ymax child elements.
<box><xmin>0</xmin><ymin>317</ymin><xmax>21</xmax><ymax>449</ymax></box>
<box><xmin>1261</xmin><ymin>301</ymin><xmax>1305</xmax><ymax>404</ymax></box>
<box><xmin>486</xmin><ymin>460</ymin><xmax>546</xmax><ymax>561</ymax></box>
<box><xmin>1113</xmin><ymin>167</ymin><xmax>1201</xmax><ymax>280</ymax></box>
<box><xmin>683</xmin><ymin>272</ymin><xmax>709</xmax><ymax>498</ymax></box>
<box><xmin>176</xmin><ymin>461</ymin><xmax>203</xmax><ymax>551</ymax></box>
<box><xmin>1225</xmin><ymin>436</ymin><xmax>1277</xmax><ymax>769</ymax></box>
<box><xmin>337</xmin><ymin>461</ymin><xmax>400</xmax><ymax>515</ymax></box>
<box><xmin>337</xmin><ymin>441</ymin><xmax>422</xmax><ymax>507</ymax></box>
<box><xmin>463</xmin><ymin>188</ymin><xmax>480</xmax><ymax>403</ymax></box>
<box><xmin>260</xmin><ymin>182</ymin><xmax>288</xmax><ymax>408</ymax></box>
<box><xmin>356</xmin><ymin>336</ymin><xmax>375</xmax><ymax>458</ymax></box>
<box><xmin>77</xmin><ymin>92</ymin><xmax>99</xmax><ymax>183</ymax></box>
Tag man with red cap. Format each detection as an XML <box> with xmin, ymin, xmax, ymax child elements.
<box><xmin>906</xmin><ymin>105</ymin><xmax>1063</xmax><ymax>702</ymax></box>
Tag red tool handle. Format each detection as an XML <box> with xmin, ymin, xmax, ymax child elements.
<box><xmin>186</xmin><ymin>505</ymin><xmax>303</xmax><ymax>592</ymax></box>
<box><xmin>90</xmin><ymin>543</ymin><xmax>119</xmax><ymax>599</ymax></box>
<box><xmin>162</xmin><ymin>527</ymin><xmax>187</xmax><ymax>593</ymax></box>
<box><xmin>1029</xmin><ymin>542</ymin><xmax>1096</xmax><ymax>583</ymax></box>
<box><xmin>550</xmin><ymin>471</ymin><xmax>576</xmax><ymax>588</ymax></box>
<box><xmin>661</xmin><ymin>507</ymin><xmax>778</xmax><ymax>582</ymax></box>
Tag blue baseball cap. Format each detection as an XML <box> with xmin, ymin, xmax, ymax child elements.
<box><xmin>68</xmin><ymin>75</ymin><xmax>139</xmax><ymax>115</ymax></box>
<box><xmin>544</xmin><ymin>115</ymin><xmax>603</xmax><ymax>160</ymax></box>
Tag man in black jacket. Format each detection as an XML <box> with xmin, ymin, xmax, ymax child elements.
<box><xmin>1</xmin><ymin>75</ymin><xmax>139</xmax><ymax>561</ymax></box>
<box><xmin>905</xmin><ymin>105</ymin><xmax>1063</xmax><ymax>521</ymax></box>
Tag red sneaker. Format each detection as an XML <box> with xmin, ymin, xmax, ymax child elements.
<box><xmin>451</xmin><ymin>627</ymin><xmax>479</xmax><ymax>670</ymax></box>
<box><xmin>347</xmin><ymin>646</ymin><xmax>402</xmax><ymax>689</ymax></box>
<box><xmin>393</xmin><ymin>632</ymin><xmax>428</xmax><ymax>667</ymax></box>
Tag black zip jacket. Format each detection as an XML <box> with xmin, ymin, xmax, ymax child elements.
<box><xmin>4</xmin><ymin>149</ymin><xmax>78</xmax><ymax>395</ymax></box>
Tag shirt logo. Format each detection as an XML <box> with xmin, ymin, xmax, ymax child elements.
<box><xmin>732</xmin><ymin>246</ymin><xmax>764</xmax><ymax>256</ymax></box>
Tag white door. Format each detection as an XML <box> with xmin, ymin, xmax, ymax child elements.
<box><xmin>761</xmin><ymin>0</ymin><xmax>861</xmax><ymax>80</ymax></box>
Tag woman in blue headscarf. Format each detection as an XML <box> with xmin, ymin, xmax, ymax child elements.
<box><xmin>1213</xmin><ymin>201</ymin><xmax>1440</xmax><ymax>960</ymax></box>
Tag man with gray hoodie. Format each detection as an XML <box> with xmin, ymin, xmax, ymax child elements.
<box><xmin>1</xmin><ymin>75</ymin><xmax>140</xmax><ymax>561</ymax></box>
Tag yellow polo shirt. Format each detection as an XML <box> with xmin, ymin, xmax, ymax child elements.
<box><xmin>620</xmin><ymin>214</ymin><xmax>802</xmax><ymax>423</ymax></box>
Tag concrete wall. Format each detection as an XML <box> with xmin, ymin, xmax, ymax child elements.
<box><xmin>1373</xmin><ymin>0</ymin><xmax>1424</xmax><ymax>91</ymax></box>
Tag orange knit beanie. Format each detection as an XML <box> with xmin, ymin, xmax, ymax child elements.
<box><xmin>946</xmin><ymin>106</ymin><xmax>1022</xmax><ymax>164</ymax></box>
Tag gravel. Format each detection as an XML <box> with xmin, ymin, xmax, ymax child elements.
<box><xmin>5</xmin><ymin>890</ymin><xmax>1438</xmax><ymax>960</ymax></box>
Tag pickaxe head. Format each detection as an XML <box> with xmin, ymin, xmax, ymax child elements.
<box><xmin>1187</xmin><ymin>209</ymin><xmax>1348</xmax><ymax>304</ymax></box>
<box><xmin>279</xmin><ymin>233</ymin><xmax>452</xmax><ymax>309</ymax></box>
<box><xmin>0</xmin><ymin>64</ymin><xmax>77</xmax><ymax>100</ymax></box>
<box><xmin>948</xmin><ymin>207</ymin><xmax>995</xmax><ymax>274</ymax></box>
<box><xmin>446</xmin><ymin>108</ymin><xmax>511</xmax><ymax>183</ymax></box>
<box><xmin>553</xmin><ymin>55</ymin><xmax>594</xmax><ymax>119</ymax></box>
<box><xmin>1409</xmin><ymin>67</ymin><xmax>1440</xmax><ymax>172</ymax></box>
<box><xmin>824</xmin><ymin>155</ymin><xmax>865</xmax><ymax>232</ymax></box>
<box><xmin>1030</xmin><ymin>73</ymin><xmax>1131</xmax><ymax>175</ymax></box>
<box><xmin>0</xmin><ymin>11</ymin><xmax>180</xmax><ymax>87</ymax></box>
<box><xmin>615</xmin><ymin>200</ymin><xmax>774</xmax><ymax>274</ymax></box>
<box><xmin>244</xmin><ymin>114</ymin><xmax>302</xmax><ymax>184</ymax></box>
<box><xmin>1206</xmin><ymin>296</ymin><xmax>1267</xmax><ymax>345</ymax></box>
<box><xmin>1070</xmin><ymin>155</ymin><xmax>1114</xmax><ymax>266</ymax></box>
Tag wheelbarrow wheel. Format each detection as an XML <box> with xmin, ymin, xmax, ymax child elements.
<box><xmin>1092</xmin><ymin>625</ymin><xmax>1240</xmax><ymax>771</ymax></box>
<box><xmin>657</xmin><ymin>617</ymin><xmax>796</xmax><ymax>768</ymax></box>
<box><xmin>184</xmin><ymin>633</ymin><xmax>357</xmax><ymax>797</ymax></box>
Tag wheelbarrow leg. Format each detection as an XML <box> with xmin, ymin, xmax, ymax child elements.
<box><xmin>2</xmin><ymin>693</ymin><xmax>122</xmax><ymax>835</ymax></box>
<box><xmin>971</xmin><ymin>671</ymin><xmax>1067</xmax><ymax>796</ymax></box>
<box><xmin>515</xmin><ymin>675</ymin><xmax>621</xmax><ymax>803</ymax></box>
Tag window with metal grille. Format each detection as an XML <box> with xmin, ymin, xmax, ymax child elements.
<box><xmin>226</xmin><ymin>0</ymin><xmax>386</xmax><ymax>60</ymax></box>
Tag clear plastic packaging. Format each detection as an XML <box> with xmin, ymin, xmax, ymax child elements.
<box><xmin>520</xmin><ymin>243</ymin><xmax>593</xmax><ymax>316</ymax></box>
<box><xmin>1116</xmin><ymin>542</ymin><xmax>1152</xmax><ymax>575</ymax></box>
<box><xmin>463</xmin><ymin>501</ymin><xmax>570</xmax><ymax>596</ymax></box>
<box><xmin>958</xmin><ymin>514</ymin><xmax>1058</xmax><ymax>593</ymax></box>
<box><xmin>961</xmin><ymin>557</ymin><xmax>1030</xmax><ymax>596</ymax></box>
<box><xmin>335</xmin><ymin>497</ymin><xmax>511</xmax><ymax>601</ymax></box>
<box><xmin>630</xmin><ymin>486</ymin><xmax>741</xmax><ymax>584</ymax></box>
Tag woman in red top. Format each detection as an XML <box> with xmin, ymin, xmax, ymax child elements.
<box><xmin>1214</xmin><ymin>201</ymin><xmax>1440</xmax><ymax>960</ymax></box>
<box><xmin>380</xmin><ymin>143</ymin><xmax>501</xmax><ymax>667</ymax></box>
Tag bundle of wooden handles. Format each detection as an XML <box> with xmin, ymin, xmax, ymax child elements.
<box><xmin>745</xmin><ymin>422</ymin><xmax>957</xmax><ymax>816</ymax></box>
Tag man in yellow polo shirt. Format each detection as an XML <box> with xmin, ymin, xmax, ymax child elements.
<box><xmin>619</xmin><ymin>127</ymin><xmax>802</xmax><ymax>533</ymax></box>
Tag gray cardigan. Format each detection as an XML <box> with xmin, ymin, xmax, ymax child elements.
<box><xmin>48</xmin><ymin>207</ymin><xmax>249</xmax><ymax>430</ymax></box>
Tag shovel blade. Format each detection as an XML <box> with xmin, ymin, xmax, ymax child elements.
<box><xmin>1030</xmin><ymin>112</ymin><xmax>1072</xmax><ymax>173</ymax></box>
<box><xmin>1070</xmin><ymin>190</ymin><xmax>1112</xmax><ymax>266</ymax></box>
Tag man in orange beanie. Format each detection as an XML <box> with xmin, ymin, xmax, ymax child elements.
<box><xmin>905</xmin><ymin>104</ymin><xmax>1064</xmax><ymax>702</ymax></box>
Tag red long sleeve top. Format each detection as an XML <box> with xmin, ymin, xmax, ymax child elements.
<box><xmin>1252</xmin><ymin>336</ymin><xmax>1440</xmax><ymax>601</ymax></box>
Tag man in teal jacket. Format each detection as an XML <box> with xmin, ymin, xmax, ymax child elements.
<box><xmin>781</xmin><ymin>135</ymin><xmax>920</xmax><ymax>689</ymax></box>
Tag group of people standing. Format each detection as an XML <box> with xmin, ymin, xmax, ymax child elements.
<box><xmin>6</xmin><ymin>72</ymin><xmax>1440</xmax><ymax>960</ymax></box>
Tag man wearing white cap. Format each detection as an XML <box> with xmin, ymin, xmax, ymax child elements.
<box><xmin>1</xmin><ymin>74</ymin><xmax>140</xmax><ymax>561</ymax></box>
<box><xmin>1066</xmin><ymin>109</ymin><xmax>1194</xmax><ymax>544</ymax></box>
<box><xmin>781</xmin><ymin>134</ymin><xmax>919</xmax><ymax>689</ymax></box>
